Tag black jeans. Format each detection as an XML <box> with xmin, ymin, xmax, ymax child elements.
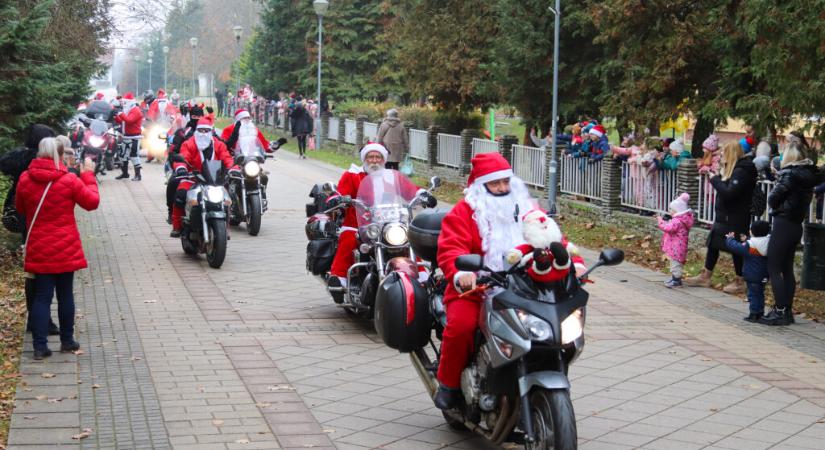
<box><xmin>705</xmin><ymin>247</ymin><xmax>743</xmax><ymax>276</ymax></box>
<box><xmin>32</xmin><ymin>272</ymin><xmax>75</xmax><ymax>350</ymax></box>
<box><xmin>768</xmin><ymin>216</ymin><xmax>803</xmax><ymax>309</ymax></box>
<box><xmin>296</xmin><ymin>134</ymin><xmax>307</xmax><ymax>156</ymax></box>
<box><xmin>166</xmin><ymin>176</ymin><xmax>181</xmax><ymax>216</ymax></box>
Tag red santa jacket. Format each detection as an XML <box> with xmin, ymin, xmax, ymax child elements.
<box><xmin>220</xmin><ymin>123</ymin><xmax>271</xmax><ymax>154</ymax></box>
<box><xmin>335</xmin><ymin>167</ymin><xmax>421</xmax><ymax>230</ymax></box>
<box><xmin>437</xmin><ymin>200</ymin><xmax>586</xmax><ymax>305</ymax></box>
<box><xmin>15</xmin><ymin>159</ymin><xmax>100</xmax><ymax>274</ymax></box>
<box><xmin>115</xmin><ymin>106</ymin><xmax>144</xmax><ymax>137</ymax></box>
<box><xmin>173</xmin><ymin>136</ymin><xmax>235</xmax><ymax>173</ymax></box>
<box><xmin>147</xmin><ymin>98</ymin><xmax>177</xmax><ymax>122</ymax></box>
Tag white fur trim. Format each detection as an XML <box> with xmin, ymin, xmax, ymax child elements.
<box><xmin>347</xmin><ymin>164</ymin><xmax>364</xmax><ymax>174</ymax></box>
<box><xmin>574</xmin><ymin>263</ymin><xmax>587</xmax><ymax>274</ymax></box>
<box><xmin>533</xmin><ymin>264</ymin><xmax>553</xmax><ymax>275</ymax></box>
<box><xmin>360</xmin><ymin>143</ymin><xmax>388</xmax><ymax>162</ymax></box>
<box><xmin>522</xmin><ymin>213</ymin><xmax>563</xmax><ymax>249</ymax></box>
<box><xmin>235</xmin><ymin>110</ymin><xmax>250</xmax><ymax>121</ymax></box>
<box><xmin>589</xmin><ymin>129</ymin><xmax>604</xmax><ymax>137</ymax></box>
<box><xmin>519</xmin><ymin>253</ymin><xmax>534</xmax><ymax>267</ymax></box>
<box><xmin>552</xmin><ymin>258</ymin><xmax>571</xmax><ymax>271</ymax></box>
<box><xmin>474</xmin><ymin>169</ymin><xmax>514</xmax><ymax>186</ymax></box>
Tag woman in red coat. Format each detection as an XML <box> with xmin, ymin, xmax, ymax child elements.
<box><xmin>15</xmin><ymin>138</ymin><xmax>100</xmax><ymax>359</ymax></box>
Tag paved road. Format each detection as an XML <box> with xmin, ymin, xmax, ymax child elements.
<box><xmin>7</xmin><ymin>150</ymin><xmax>825</xmax><ymax>449</ymax></box>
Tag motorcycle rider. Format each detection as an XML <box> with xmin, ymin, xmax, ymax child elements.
<box><xmin>325</xmin><ymin>143</ymin><xmax>432</xmax><ymax>302</ymax></box>
<box><xmin>165</xmin><ymin>104</ymin><xmax>206</xmax><ymax>223</ymax></box>
<box><xmin>148</xmin><ymin>89</ymin><xmax>176</xmax><ymax>124</ymax></box>
<box><xmin>114</xmin><ymin>92</ymin><xmax>145</xmax><ymax>181</ymax></box>
<box><xmin>220</xmin><ymin>109</ymin><xmax>272</xmax><ymax>155</ymax></box>
<box><xmin>432</xmin><ymin>152</ymin><xmax>586</xmax><ymax>409</ymax></box>
<box><xmin>169</xmin><ymin>117</ymin><xmax>239</xmax><ymax>237</ymax></box>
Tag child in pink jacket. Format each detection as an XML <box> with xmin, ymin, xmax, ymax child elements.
<box><xmin>657</xmin><ymin>192</ymin><xmax>695</xmax><ymax>288</ymax></box>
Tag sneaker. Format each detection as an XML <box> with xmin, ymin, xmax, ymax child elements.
<box><xmin>33</xmin><ymin>348</ymin><xmax>52</xmax><ymax>360</ymax></box>
<box><xmin>743</xmin><ymin>313</ymin><xmax>763</xmax><ymax>323</ymax></box>
<box><xmin>664</xmin><ymin>278</ymin><xmax>682</xmax><ymax>288</ymax></box>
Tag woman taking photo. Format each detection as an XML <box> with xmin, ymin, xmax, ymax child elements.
<box><xmin>15</xmin><ymin>138</ymin><xmax>99</xmax><ymax>359</ymax></box>
<box><xmin>684</xmin><ymin>141</ymin><xmax>757</xmax><ymax>293</ymax></box>
<box><xmin>760</xmin><ymin>133</ymin><xmax>819</xmax><ymax>326</ymax></box>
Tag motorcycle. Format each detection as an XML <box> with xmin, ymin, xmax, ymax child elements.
<box><xmin>305</xmin><ymin>171</ymin><xmax>439</xmax><ymax>317</ymax></box>
<box><xmin>179</xmin><ymin>160</ymin><xmax>231</xmax><ymax>268</ymax></box>
<box><xmin>226</xmin><ymin>137</ymin><xmax>287</xmax><ymax>235</ymax></box>
<box><xmin>375</xmin><ymin>214</ymin><xmax>624</xmax><ymax>449</ymax></box>
<box><xmin>76</xmin><ymin>116</ymin><xmax>117</xmax><ymax>176</ymax></box>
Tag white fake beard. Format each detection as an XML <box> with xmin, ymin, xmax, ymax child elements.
<box><xmin>239</xmin><ymin>121</ymin><xmax>257</xmax><ymax>138</ymax></box>
<box><xmin>365</xmin><ymin>163</ymin><xmax>383</xmax><ymax>174</ymax></box>
<box><xmin>465</xmin><ymin>176</ymin><xmax>535</xmax><ymax>271</ymax></box>
<box><xmin>124</xmin><ymin>101</ymin><xmax>136</xmax><ymax>111</ymax></box>
<box><xmin>195</xmin><ymin>132</ymin><xmax>212</xmax><ymax>151</ymax></box>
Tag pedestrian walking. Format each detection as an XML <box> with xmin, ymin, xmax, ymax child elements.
<box><xmin>684</xmin><ymin>141</ymin><xmax>757</xmax><ymax>293</ymax></box>
<box><xmin>760</xmin><ymin>133</ymin><xmax>820</xmax><ymax>326</ymax></box>
<box><xmin>377</xmin><ymin>109</ymin><xmax>409</xmax><ymax>170</ymax></box>
<box><xmin>290</xmin><ymin>98</ymin><xmax>313</xmax><ymax>159</ymax></box>
<box><xmin>14</xmin><ymin>138</ymin><xmax>100</xmax><ymax>359</ymax></box>
<box><xmin>656</xmin><ymin>192</ymin><xmax>694</xmax><ymax>288</ymax></box>
<box><xmin>725</xmin><ymin>220</ymin><xmax>770</xmax><ymax>322</ymax></box>
<box><xmin>214</xmin><ymin>88</ymin><xmax>225</xmax><ymax>118</ymax></box>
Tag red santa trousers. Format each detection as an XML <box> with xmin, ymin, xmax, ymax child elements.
<box><xmin>330</xmin><ymin>230</ymin><xmax>358</xmax><ymax>278</ymax></box>
<box><xmin>437</xmin><ymin>297</ymin><xmax>481</xmax><ymax>388</ymax></box>
<box><xmin>171</xmin><ymin>179</ymin><xmax>194</xmax><ymax>231</ymax></box>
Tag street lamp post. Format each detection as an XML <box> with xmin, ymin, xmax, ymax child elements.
<box><xmin>233</xmin><ymin>26</ymin><xmax>243</xmax><ymax>94</ymax></box>
<box><xmin>134</xmin><ymin>55</ymin><xmax>140</xmax><ymax>94</ymax></box>
<box><xmin>190</xmin><ymin>37</ymin><xmax>198</xmax><ymax>100</ymax></box>
<box><xmin>313</xmin><ymin>0</ymin><xmax>329</xmax><ymax>149</ymax></box>
<box><xmin>147</xmin><ymin>50</ymin><xmax>154</xmax><ymax>92</ymax></box>
<box><xmin>546</xmin><ymin>0</ymin><xmax>561</xmax><ymax>216</ymax></box>
<box><xmin>163</xmin><ymin>46</ymin><xmax>169</xmax><ymax>91</ymax></box>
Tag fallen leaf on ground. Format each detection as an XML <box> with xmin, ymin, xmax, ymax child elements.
<box><xmin>91</xmin><ymin>384</ymin><xmax>101</xmax><ymax>389</ymax></box>
<box><xmin>255</xmin><ymin>402</ymin><xmax>271</xmax><ymax>408</ymax></box>
<box><xmin>143</xmin><ymin>300</ymin><xmax>157</xmax><ymax>303</ymax></box>
<box><xmin>322</xmin><ymin>428</ymin><xmax>335</xmax><ymax>433</ymax></box>
<box><xmin>47</xmin><ymin>397</ymin><xmax>63</xmax><ymax>403</ymax></box>
<box><xmin>72</xmin><ymin>350</ymin><xmax>85</xmax><ymax>356</ymax></box>
<box><xmin>621</xmin><ymin>234</ymin><xmax>636</xmax><ymax>240</ymax></box>
<box><xmin>235</xmin><ymin>439</ymin><xmax>250</xmax><ymax>444</ymax></box>
<box><xmin>71</xmin><ymin>428</ymin><xmax>93</xmax><ymax>440</ymax></box>
<box><xmin>212</xmin><ymin>419</ymin><xmax>224</xmax><ymax>426</ymax></box>
<box><xmin>40</xmin><ymin>373</ymin><xmax>55</xmax><ymax>379</ymax></box>
<box><xmin>267</xmin><ymin>385</ymin><xmax>294</xmax><ymax>391</ymax></box>
<box><xmin>23</xmin><ymin>415</ymin><xmax>37</xmax><ymax>420</ymax></box>
<box><xmin>35</xmin><ymin>395</ymin><xmax>47</xmax><ymax>401</ymax></box>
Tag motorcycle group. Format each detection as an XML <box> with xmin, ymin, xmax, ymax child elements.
<box><xmin>72</xmin><ymin>89</ymin><xmax>625</xmax><ymax>449</ymax></box>
<box><xmin>69</xmin><ymin>92</ymin><xmax>285</xmax><ymax>269</ymax></box>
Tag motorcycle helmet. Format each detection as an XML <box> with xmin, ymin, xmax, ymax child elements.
<box><xmin>144</xmin><ymin>91</ymin><xmax>156</xmax><ymax>105</ymax></box>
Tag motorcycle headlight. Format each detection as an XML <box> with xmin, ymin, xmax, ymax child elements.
<box><xmin>243</xmin><ymin>161</ymin><xmax>261</xmax><ymax>177</ymax></box>
<box><xmin>560</xmin><ymin>308</ymin><xmax>584</xmax><ymax>345</ymax></box>
<box><xmin>205</xmin><ymin>186</ymin><xmax>224</xmax><ymax>204</ymax></box>
<box><xmin>365</xmin><ymin>224</ymin><xmax>381</xmax><ymax>241</ymax></box>
<box><xmin>383</xmin><ymin>224</ymin><xmax>408</xmax><ymax>246</ymax></box>
<box><xmin>88</xmin><ymin>136</ymin><xmax>105</xmax><ymax>148</ymax></box>
<box><xmin>517</xmin><ymin>310</ymin><xmax>552</xmax><ymax>341</ymax></box>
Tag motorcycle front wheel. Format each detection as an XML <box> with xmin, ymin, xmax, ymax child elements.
<box><xmin>206</xmin><ymin>220</ymin><xmax>227</xmax><ymax>268</ymax></box>
<box><xmin>247</xmin><ymin>194</ymin><xmax>262</xmax><ymax>236</ymax></box>
<box><xmin>526</xmin><ymin>389</ymin><xmax>577</xmax><ymax>450</ymax></box>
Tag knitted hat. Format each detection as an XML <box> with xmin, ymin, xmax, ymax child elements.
<box><xmin>702</xmin><ymin>134</ymin><xmax>719</xmax><ymax>151</ymax></box>
<box><xmin>670</xmin><ymin>138</ymin><xmax>685</xmax><ymax>153</ymax></box>
<box><xmin>360</xmin><ymin>142</ymin><xmax>388</xmax><ymax>162</ymax></box>
<box><xmin>739</xmin><ymin>137</ymin><xmax>752</xmax><ymax>154</ymax></box>
<box><xmin>234</xmin><ymin>109</ymin><xmax>250</xmax><ymax>121</ymax></box>
<box><xmin>756</xmin><ymin>140</ymin><xmax>771</xmax><ymax>157</ymax></box>
<box><xmin>588</xmin><ymin>125</ymin><xmax>606</xmax><ymax>138</ymax></box>
<box><xmin>467</xmin><ymin>152</ymin><xmax>513</xmax><ymax>186</ymax></box>
<box><xmin>196</xmin><ymin>117</ymin><xmax>213</xmax><ymax>130</ymax></box>
<box><xmin>669</xmin><ymin>192</ymin><xmax>690</xmax><ymax>214</ymax></box>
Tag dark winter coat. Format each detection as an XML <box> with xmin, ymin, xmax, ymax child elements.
<box><xmin>290</xmin><ymin>105</ymin><xmax>313</xmax><ymax>136</ymax></box>
<box><xmin>768</xmin><ymin>163</ymin><xmax>818</xmax><ymax>223</ymax></box>
<box><xmin>15</xmin><ymin>159</ymin><xmax>99</xmax><ymax>273</ymax></box>
<box><xmin>725</xmin><ymin>236</ymin><xmax>769</xmax><ymax>283</ymax></box>
<box><xmin>707</xmin><ymin>157</ymin><xmax>757</xmax><ymax>250</ymax></box>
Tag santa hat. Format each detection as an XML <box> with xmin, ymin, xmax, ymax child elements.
<box><xmin>195</xmin><ymin>117</ymin><xmax>213</xmax><ymax>130</ymax></box>
<box><xmin>670</xmin><ymin>192</ymin><xmax>690</xmax><ymax>214</ymax></box>
<box><xmin>467</xmin><ymin>152</ymin><xmax>513</xmax><ymax>186</ymax></box>
<box><xmin>588</xmin><ymin>125</ymin><xmax>606</xmax><ymax>138</ymax></box>
<box><xmin>157</xmin><ymin>89</ymin><xmax>166</xmax><ymax>98</ymax></box>
<box><xmin>702</xmin><ymin>134</ymin><xmax>719</xmax><ymax>151</ymax></box>
<box><xmin>123</xmin><ymin>92</ymin><xmax>135</xmax><ymax>100</ymax></box>
<box><xmin>234</xmin><ymin>109</ymin><xmax>250</xmax><ymax>121</ymax></box>
<box><xmin>360</xmin><ymin>142</ymin><xmax>388</xmax><ymax>162</ymax></box>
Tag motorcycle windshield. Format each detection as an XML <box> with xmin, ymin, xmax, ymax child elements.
<box><xmin>89</xmin><ymin>119</ymin><xmax>108</xmax><ymax>136</ymax></box>
<box><xmin>200</xmin><ymin>160</ymin><xmax>224</xmax><ymax>185</ymax></box>
<box><xmin>355</xmin><ymin>170</ymin><xmax>415</xmax><ymax>228</ymax></box>
<box><xmin>237</xmin><ymin>136</ymin><xmax>264</xmax><ymax>159</ymax></box>
<box><xmin>85</xmin><ymin>101</ymin><xmax>112</xmax><ymax>119</ymax></box>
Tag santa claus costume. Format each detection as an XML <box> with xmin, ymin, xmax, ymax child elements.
<box><xmin>435</xmin><ymin>153</ymin><xmax>585</xmax><ymax>395</ymax></box>
<box><xmin>220</xmin><ymin>109</ymin><xmax>271</xmax><ymax>155</ymax></box>
<box><xmin>114</xmin><ymin>92</ymin><xmax>145</xmax><ymax>181</ymax></box>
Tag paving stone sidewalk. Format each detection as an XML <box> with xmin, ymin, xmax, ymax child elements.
<box><xmin>7</xmin><ymin>151</ymin><xmax>825</xmax><ymax>449</ymax></box>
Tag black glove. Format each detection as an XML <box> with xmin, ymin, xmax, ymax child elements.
<box><xmin>549</xmin><ymin>242</ymin><xmax>569</xmax><ymax>267</ymax></box>
<box><xmin>174</xmin><ymin>167</ymin><xmax>187</xmax><ymax>177</ymax></box>
<box><xmin>419</xmin><ymin>191</ymin><xmax>437</xmax><ymax>208</ymax></box>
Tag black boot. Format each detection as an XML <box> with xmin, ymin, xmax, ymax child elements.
<box><xmin>759</xmin><ymin>307</ymin><xmax>792</xmax><ymax>326</ymax></box>
<box><xmin>131</xmin><ymin>166</ymin><xmax>142</xmax><ymax>181</ymax></box>
<box><xmin>433</xmin><ymin>385</ymin><xmax>461</xmax><ymax>410</ymax></box>
<box><xmin>116</xmin><ymin>161</ymin><xmax>129</xmax><ymax>179</ymax></box>
<box><xmin>743</xmin><ymin>312</ymin><xmax>763</xmax><ymax>323</ymax></box>
<box><xmin>327</xmin><ymin>277</ymin><xmax>345</xmax><ymax>304</ymax></box>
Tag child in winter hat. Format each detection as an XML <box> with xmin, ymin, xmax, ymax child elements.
<box><xmin>657</xmin><ymin>193</ymin><xmax>695</xmax><ymax>288</ymax></box>
<box><xmin>725</xmin><ymin>221</ymin><xmax>770</xmax><ymax>322</ymax></box>
<box><xmin>698</xmin><ymin>134</ymin><xmax>720</xmax><ymax>175</ymax></box>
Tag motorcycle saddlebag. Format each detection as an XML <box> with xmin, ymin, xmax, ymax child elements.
<box><xmin>374</xmin><ymin>271</ymin><xmax>431</xmax><ymax>352</ymax></box>
<box><xmin>305</xmin><ymin>214</ymin><xmax>336</xmax><ymax>240</ymax></box>
<box><xmin>306</xmin><ymin>238</ymin><xmax>337</xmax><ymax>275</ymax></box>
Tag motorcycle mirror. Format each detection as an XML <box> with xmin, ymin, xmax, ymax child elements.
<box><xmin>429</xmin><ymin>176</ymin><xmax>441</xmax><ymax>190</ymax></box>
<box><xmin>598</xmin><ymin>248</ymin><xmax>624</xmax><ymax>267</ymax></box>
<box><xmin>455</xmin><ymin>254</ymin><xmax>484</xmax><ymax>272</ymax></box>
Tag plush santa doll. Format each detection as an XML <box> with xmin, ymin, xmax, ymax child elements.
<box><xmin>506</xmin><ymin>209</ymin><xmax>573</xmax><ymax>285</ymax></box>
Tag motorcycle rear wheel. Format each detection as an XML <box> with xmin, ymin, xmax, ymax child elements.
<box><xmin>526</xmin><ymin>389</ymin><xmax>577</xmax><ymax>450</ymax></box>
<box><xmin>247</xmin><ymin>195</ymin><xmax>262</xmax><ymax>236</ymax></box>
<box><xmin>206</xmin><ymin>221</ymin><xmax>227</xmax><ymax>268</ymax></box>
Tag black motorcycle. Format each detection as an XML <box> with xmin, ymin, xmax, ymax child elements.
<box><xmin>305</xmin><ymin>171</ymin><xmax>439</xmax><ymax>317</ymax></box>
<box><xmin>375</xmin><ymin>211</ymin><xmax>624</xmax><ymax>449</ymax></box>
<box><xmin>227</xmin><ymin>137</ymin><xmax>287</xmax><ymax>235</ymax></box>
<box><xmin>180</xmin><ymin>160</ymin><xmax>230</xmax><ymax>268</ymax></box>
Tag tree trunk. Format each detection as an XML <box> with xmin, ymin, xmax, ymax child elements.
<box><xmin>691</xmin><ymin>115</ymin><xmax>715</xmax><ymax>158</ymax></box>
